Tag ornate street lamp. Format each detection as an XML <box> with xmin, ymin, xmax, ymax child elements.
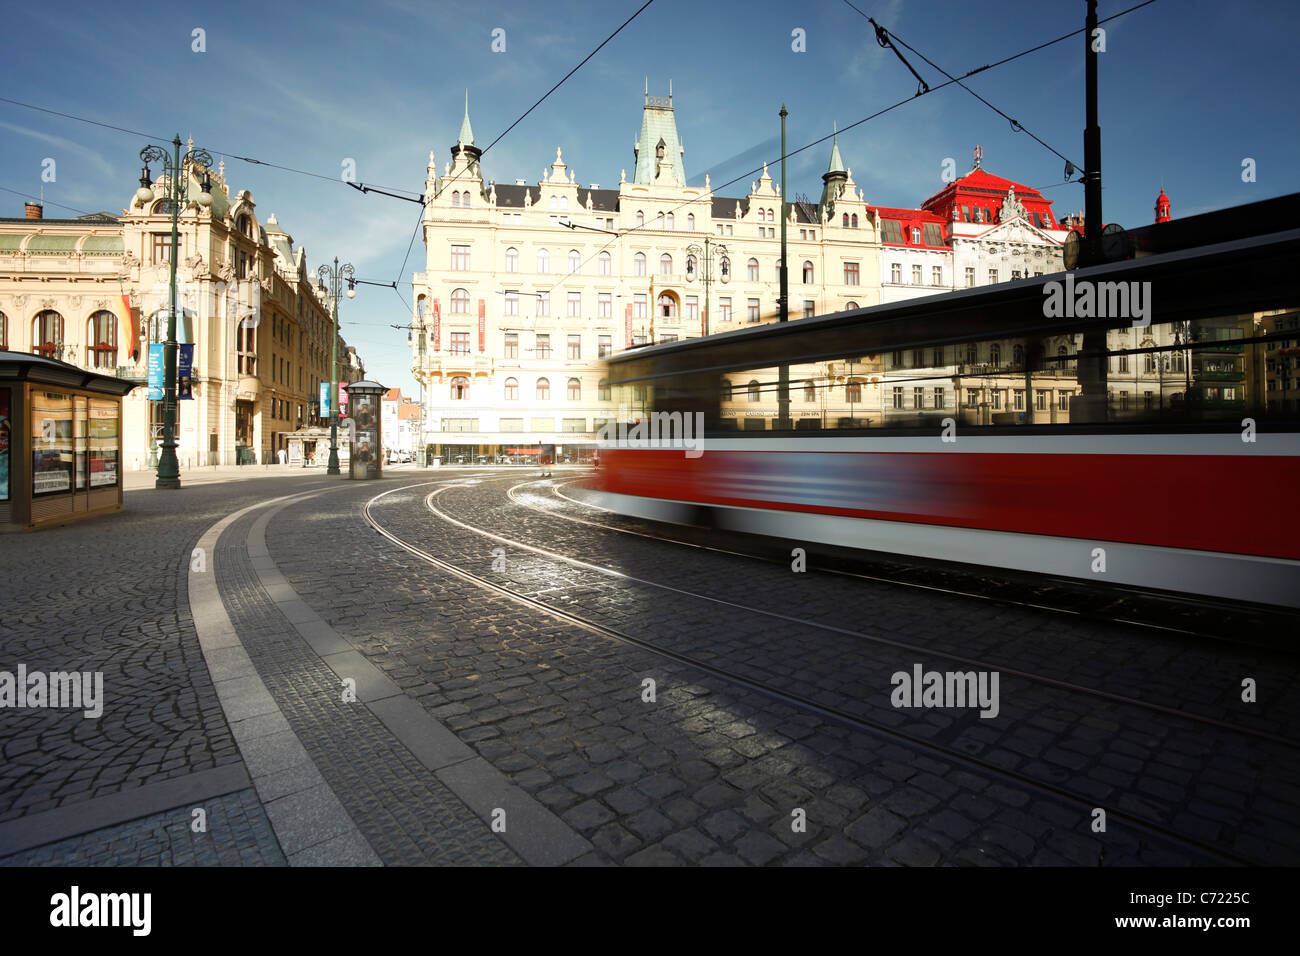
<box><xmin>311</xmin><ymin>258</ymin><xmax>355</xmax><ymax>475</ymax></box>
<box><xmin>135</xmin><ymin>134</ymin><xmax>213</xmax><ymax>489</ymax></box>
<box><xmin>685</xmin><ymin>240</ymin><xmax>727</xmax><ymax>337</ymax></box>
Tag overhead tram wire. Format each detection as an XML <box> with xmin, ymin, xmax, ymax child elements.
<box><xmin>390</xmin><ymin>0</ymin><xmax>658</xmax><ymax>290</ymax></box>
<box><xmin>535</xmin><ymin>0</ymin><xmax>1167</xmax><ymax>304</ymax></box>
<box><xmin>0</xmin><ymin>185</ymin><xmax>91</xmax><ymax>217</ymax></box>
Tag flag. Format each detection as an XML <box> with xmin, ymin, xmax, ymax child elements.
<box><xmin>115</xmin><ymin>293</ymin><xmax>138</xmax><ymax>362</ymax></box>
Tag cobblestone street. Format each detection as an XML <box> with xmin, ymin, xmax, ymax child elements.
<box><xmin>2</xmin><ymin>468</ymin><xmax>1298</xmax><ymax>867</ymax></box>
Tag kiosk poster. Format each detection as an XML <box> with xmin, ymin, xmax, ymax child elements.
<box><xmin>319</xmin><ymin>382</ymin><xmax>330</xmax><ymax>419</ymax></box>
<box><xmin>177</xmin><ymin>345</ymin><xmax>194</xmax><ymax>400</ymax></box>
<box><xmin>31</xmin><ymin>391</ymin><xmax>74</xmax><ymax>496</ymax></box>
<box><xmin>0</xmin><ymin>389</ymin><xmax>9</xmax><ymax>501</ymax></box>
<box><xmin>147</xmin><ymin>344</ymin><xmax>164</xmax><ymax>400</ymax></box>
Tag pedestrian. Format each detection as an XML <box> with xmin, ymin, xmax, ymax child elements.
<box><xmin>277</xmin><ymin>447</ymin><xmax>287</xmax><ymax>466</ymax></box>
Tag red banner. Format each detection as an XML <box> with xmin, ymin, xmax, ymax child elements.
<box><xmin>432</xmin><ymin>299</ymin><xmax>440</xmax><ymax>352</ymax></box>
<box><xmin>626</xmin><ymin>303</ymin><xmax>633</xmax><ymax>348</ymax></box>
<box><xmin>478</xmin><ymin>300</ymin><xmax>486</xmax><ymax>353</ymax></box>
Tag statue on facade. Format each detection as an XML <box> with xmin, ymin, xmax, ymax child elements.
<box><xmin>1000</xmin><ymin>187</ymin><xmax>1027</xmax><ymax>223</ymax></box>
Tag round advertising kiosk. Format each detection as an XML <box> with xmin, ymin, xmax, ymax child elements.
<box><xmin>345</xmin><ymin>380</ymin><xmax>385</xmax><ymax>480</ymax></box>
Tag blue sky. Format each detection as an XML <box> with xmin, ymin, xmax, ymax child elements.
<box><xmin>2</xmin><ymin>0</ymin><xmax>1297</xmax><ymax>394</ymax></box>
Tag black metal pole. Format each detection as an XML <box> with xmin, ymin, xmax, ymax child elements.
<box><xmin>777</xmin><ymin>105</ymin><xmax>791</xmax><ymax>428</ymax></box>
<box><xmin>1076</xmin><ymin>0</ymin><xmax>1107</xmax><ymax>422</ymax></box>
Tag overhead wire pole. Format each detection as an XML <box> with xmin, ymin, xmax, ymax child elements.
<box><xmin>1077</xmin><ymin>0</ymin><xmax>1109</xmax><ymax>422</ymax></box>
<box><xmin>777</xmin><ymin>105</ymin><xmax>791</xmax><ymax>429</ymax></box>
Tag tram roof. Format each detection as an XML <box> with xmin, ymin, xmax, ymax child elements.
<box><xmin>606</xmin><ymin>192</ymin><xmax>1300</xmax><ymax>383</ymax></box>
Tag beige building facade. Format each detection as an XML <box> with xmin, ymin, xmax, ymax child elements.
<box><xmin>0</xmin><ymin>154</ymin><xmax>364</xmax><ymax>471</ymax></box>
<box><xmin>410</xmin><ymin>87</ymin><xmax>882</xmax><ymax>459</ymax></box>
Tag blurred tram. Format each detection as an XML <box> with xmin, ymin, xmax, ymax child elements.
<box><xmin>592</xmin><ymin>194</ymin><xmax>1300</xmax><ymax>608</ymax></box>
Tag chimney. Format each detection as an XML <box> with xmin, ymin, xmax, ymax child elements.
<box><xmin>24</xmin><ymin>202</ymin><xmax>43</xmax><ymax>219</ymax></box>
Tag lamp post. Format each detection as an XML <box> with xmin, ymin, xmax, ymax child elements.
<box><xmin>312</xmin><ymin>258</ymin><xmax>355</xmax><ymax>475</ymax></box>
<box><xmin>686</xmin><ymin>240</ymin><xmax>727</xmax><ymax>337</ymax></box>
<box><xmin>135</xmin><ymin>135</ymin><xmax>213</xmax><ymax>489</ymax></box>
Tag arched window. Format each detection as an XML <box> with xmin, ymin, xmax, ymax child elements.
<box><xmin>720</xmin><ymin>257</ymin><xmax>730</xmax><ymax>279</ymax></box>
<box><xmin>88</xmin><ymin>311</ymin><xmax>117</xmax><ymax>368</ymax></box>
<box><xmin>152</xmin><ymin>199</ymin><xmax>177</xmax><ymax>216</ymax></box>
<box><xmin>747</xmin><ymin>380</ymin><xmax>761</xmax><ymax>402</ymax></box>
<box><xmin>567</xmin><ymin>377</ymin><xmax>581</xmax><ymax>401</ymax></box>
<box><xmin>536</xmin><ymin>378</ymin><xmax>550</xmax><ymax>401</ymax></box>
<box><xmin>1013</xmin><ymin>344</ymin><xmax>1025</xmax><ymax>366</ymax></box>
<box><xmin>687</xmin><ymin>213</ymin><xmax>695</xmax><ymax>231</ymax></box>
<box><xmin>238</xmin><ymin>214</ymin><xmax>252</xmax><ymax>237</ymax></box>
<box><xmin>416</xmin><ymin>295</ymin><xmax>426</xmax><ymax>317</ymax></box>
<box><xmin>990</xmin><ymin>343</ymin><xmax>1001</xmax><ymax>367</ymax></box>
<box><xmin>636</xmin><ymin>210</ymin><xmax>644</xmax><ymax>227</ymax></box>
<box><xmin>775</xmin><ymin>258</ymin><xmax>783</xmax><ymax>281</ymax></box>
<box><xmin>845</xmin><ymin>301</ymin><xmax>859</xmax><ymax>309</ymax></box>
<box><xmin>803</xmin><ymin>381</ymin><xmax>816</xmax><ymax>402</ymax></box>
<box><xmin>560</xmin><ymin>196</ymin><xmax>568</xmax><ymax>210</ymax></box>
<box><xmin>666</xmin><ymin>213</ymin><xmax>674</xmax><ymax>230</ymax></box>
<box><xmin>802</xmin><ymin>261</ymin><xmax>814</xmax><ymax>284</ymax></box>
<box><xmin>634</xmin><ymin>252</ymin><xmax>646</xmax><ymax>277</ymax></box>
<box><xmin>598</xmin><ymin>378</ymin><xmax>611</xmax><ymax>401</ymax></box>
<box><xmin>450</xmin><ymin>375</ymin><xmax>469</xmax><ymax>400</ymax></box>
<box><xmin>550</xmin><ymin>196</ymin><xmax>557</xmax><ymax>210</ymax></box>
<box><xmin>451</xmin><ymin>288</ymin><xmax>470</xmax><ymax>314</ymax></box>
<box><xmin>504</xmin><ymin>377</ymin><xmax>519</xmax><ymax>400</ymax></box>
<box><xmin>966</xmin><ymin>343</ymin><xmax>979</xmax><ymax>366</ymax></box>
<box><xmin>1143</xmin><ymin>353</ymin><xmax>1154</xmax><ymax>373</ymax></box>
<box><xmin>568</xmin><ymin>250</ymin><xmax>580</xmax><ymax>274</ymax></box>
<box><xmin>851</xmin><ymin>214</ymin><xmax>858</xmax><ymax>228</ymax></box>
<box><xmin>721</xmin><ymin>379</ymin><xmax>732</xmax><ymax>400</ymax></box>
<box><xmin>505</xmin><ymin>247</ymin><xmax>518</xmax><ymax>273</ymax></box>
<box><xmin>537</xmin><ymin>248</ymin><xmax>550</xmax><ymax>273</ymax></box>
<box><xmin>462</xmin><ymin>191</ymin><xmax>470</xmax><ymax>206</ymax></box>
<box><xmin>747</xmin><ymin>258</ymin><xmax>759</xmax><ymax>281</ymax></box>
<box><xmin>32</xmin><ymin>310</ymin><xmax>63</xmax><ymax>358</ymax></box>
<box><xmin>598</xmin><ymin>250</ymin><xmax>611</xmax><ymax>276</ymax></box>
<box><xmin>660</xmin><ymin>254</ymin><xmax>672</xmax><ymax>276</ymax></box>
<box><xmin>658</xmin><ymin>293</ymin><xmax>676</xmax><ymax>318</ymax></box>
<box><xmin>657</xmin><ymin>211</ymin><xmax>665</xmax><ymax>229</ymax></box>
<box><xmin>686</xmin><ymin>255</ymin><xmax>697</xmax><ymax>276</ymax></box>
<box><xmin>451</xmin><ymin>191</ymin><xmax>460</xmax><ymax>207</ymax></box>
<box><xmin>845</xmin><ymin>380</ymin><xmax>862</xmax><ymax>403</ymax></box>
<box><xmin>842</xmin><ymin>213</ymin><xmax>849</xmax><ymax>227</ymax></box>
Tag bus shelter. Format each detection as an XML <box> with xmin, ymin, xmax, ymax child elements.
<box><xmin>0</xmin><ymin>351</ymin><xmax>137</xmax><ymax>532</ymax></box>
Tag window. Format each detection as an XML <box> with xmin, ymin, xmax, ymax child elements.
<box><xmin>567</xmin><ymin>377</ymin><xmax>581</xmax><ymax>401</ymax></box>
<box><xmin>598</xmin><ymin>378</ymin><xmax>611</xmax><ymax>400</ymax></box>
<box><xmin>463</xmin><ymin>192</ymin><xmax>471</xmax><ymax>206</ymax></box>
<box><xmin>537</xmin><ymin>248</ymin><xmax>550</xmax><ymax>273</ymax></box>
<box><xmin>500</xmin><ymin>417</ymin><xmax>523</xmax><ymax>431</ymax></box>
<box><xmin>912</xmin><ymin>349</ymin><xmax>925</xmax><ymax>368</ymax></box>
<box><xmin>851</xmin><ymin>214</ymin><xmax>858</xmax><ymax>228</ymax></box>
<box><xmin>1118</xmin><ymin>354</ymin><xmax>1130</xmax><ymax>373</ymax></box>
<box><xmin>660</xmin><ymin>254</ymin><xmax>672</xmax><ymax>276</ymax></box>
<box><xmin>567</xmin><ymin>292</ymin><xmax>581</xmax><ymax>318</ymax></box>
<box><xmin>881</xmin><ymin>220</ymin><xmax>904</xmax><ymax>243</ymax></box>
<box><xmin>893</xmin><ymin>387</ymin><xmax>905</xmax><ymax>410</ymax></box>
<box><xmin>536</xmin><ymin>334</ymin><xmax>551</xmax><ymax>359</ymax></box>
<box><xmin>843</xmin><ymin>213</ymin><xmax>849</xmax><ymax>228</ymax></box>
<box><xmin>505</xmin><ymin>247</ymin><xmax>518</xmax><ymax>272</ymax></box>
<box><xmin>891</xmin><ymin>263</ymin><xmax>902</xmax><ymax>284</ymax></box>
<box><xmin>568</xmin><ymin>250</ymin><xmax>581</xmax><ymax>274</ymax></box>
<box><xmin>802</xmin><ymin>261</ymin><xmax>814</xmax><ymax>284</ymax></box>
<box><xmin>451</xmin><ymin>288</ymin><xmax>470</xmax><ymax>313</ymax></box>
<box><xmin>152</xmin><ymin>233</ymin><xmax>171</xmax><ymax>264</ymax></box>
<box><xmin>88</xmin><ymin>311</ymin><xmax>116</xmax><ymax>368</ymax></box>
<box><xmin>598</xmin><ymin>335</ymin><xmax>612</xmax><ymax>358</ymax></box>
<box><xmin>687</xmin><ymin>213</ymin><xmax>695</xmax><ymax>231</ymax></box>
<box><xmin>450</xmin><ymin>376</ymin><xmax>469</xmax><ymax>400</ymax></box>
<box><xmin>537</xmin><ymin>291</ymin><xmax>550</xmax><ymax>317</ymax></box>
<box><xmin>965</xmin><ymin>267</ymin><xmax>975</xmax><ymax>288</ymax></box>
<box><xmin>636</xmin><ymin>211</ymin><xmax>644</xmax><ymax>228</ymax></box>
<box><xmin>1037</xmin><ymin>390</ymin><xmax>1049</xmax><ymax>411</ymax></box>
<box><xmin>933</xmin><ymin>387</ymin><xmax>945</xmax><ymax>408</ymax></box>
<box><xmin>932</xmin><ymin>267</ymin><xmax>943</xmax><ymax>286</ymax></box>
<box><xmin>536</xmin><ymin>378</ymin><xmax>550</xmax><ymax>401</ymax></box>
<box><xmin>658</xmin><ymin>294</ymin><xmax>676</xmax><ymax>319</ymax></box>
<box><xmin>633</xmin><ymin>294</ymin><xmax>646</xmax><ymax>319</ymax></box>
<box><xmin>657</xmin><ymin>211</ymin><xmax>664</xmax><ymax>230</ymax></box>
<box><xmin>990</xmin><ymin>343</ymin><xmax>1002</xmax><ymax>367</ymax></box>
<box><xmin>1014</xmin><ymin>389</ymin><xmax>1025</xmax><ymax>410</ymax></box>
<box><xmin>747</xmin><ymin>258</ymin><xmax>759</xmax><ymax>281</ymax></box>
<box><xmin>597</xmin><ymin>251</ymin><xmax>610</xmax><ymax>276</ymax></box>
<box><xmin>966</xmin><ymin>389</ymin><xmax>979</xmax><ymax>407</ymax></box>
<box><xmin>451</xmin><ymin>190</ymin><xmax>460</xmax><ymax>206</ymax></box>
<box><xmin>451</xmin><ymin>245</ymin><xmax>470</xmax><ymax>270</ymax></box>
<box><xmin>0</xmin><ymin>311</ymin><xmax>6</xmax><ymax>350</ymax></box>
<box><xmin>845</xmin><ymin>380</ymin><xmax>861</xmax><ymax>403</ymax></box>
<box><xmin>966</xmin><ymin>343</ymin><xmax>979</xmax><ymax>366</ymax></box>
<box><xmin>634</xmin><ymin>252</ymin><xmax>646</xmax><ymax>276</ymax></box>
<box><xmin>748</xmin><ymin>298</ymin><xmax>760</xmax><ymax>323</ymax></box>
<box><xmin>803</xmin><ymin>381</ymin><xmax>816</xmax><ymax>402</ymax></box>
<box><xmin>803</xmin><ymin>301</ymin><xmax>815</xmax><ymax>319</ymax></box>
<box><xmin>844</xmin><ymin>261</ymin><xmax>860</xmax><ymax>286</ymax></box>
<box><xmin>933</xmin><ymin>348</ymin><xmax>944</xmax><ymax>366</ymax></box>
<box><xmin>450</xmin><ymin>332</ymin><xmax>470</xmax><ymax>355</ymax></box>
<box><xmin>726</xmin><ymin>224</ymin><xmax>733</xmax><ymax>236</ymax></box>
<box><xmin>567</xmin><ymin>335</ymin><xmax>581</xmax><ymax>360</ymax></box>
<box><xmin>238</xmin><ymin>322</ymin><xmax>256</xmax><ymax>373</ymax></box>
<box><xmin>1013</xmin><ymin>344</ymin><xmax>1024</xmax><ymax>366</ymax></box>
<box><xmin>988</xmin><ymin>269</ymin><xmax>998</xmax><ymax>285</ymax></box>
<box><xmin>416</xmin><ymin>295</ymin><xmax>426</xmax><ymax>318</ymax></box>
<box><xmin>504</xmin><ymin>291</ymin><xmax>519</xmax><ymax>316</ymax></box>
<box><xmin>598</xmin><ymin>293</ymin><xmax>612</xmax><ymax>319</ymax></box>
<box><xmin>845</xmin><ymin>301</ymin><xmax>859</xmax><ymax>310</ymax></box>
<box><xmin>747</xmin><ymin>380</ymin><xmax>761</xmax><ymax>402</ymax></box>
<box><xmin>504</xmin><ymin>333</ymin><xmax>518</xmax><ymax>359</ymax></box>
<box><xmin>1059</xmin><ymin>391</ymin><xmax>1070</xmax><ymax>411</ymax></box>
<box><xmin>685</xmin><ymin>297</ymin><xmax>698</xmax><ymax>321</ymax></box>
<box><xmin>912</xmin><ymin>265</ymin><xmax>922</xmax><ymax>284</ymax></box>
<box><xmin>666</xmin><ymin>213</ymin><xmax>674</xmax><ymax>230</ymax></box>
<box><xmin>719</xmin><ymin>297</ymin><xmax>732</xmax><ymax>322</ymax></box>
<box><xmin>32</xmin><ymin>310</ymin><xmax>63</xmax><ymax>358</ymax></box>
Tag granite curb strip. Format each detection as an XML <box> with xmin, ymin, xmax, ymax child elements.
<box><xmin>191</xmin><ymin>489</ymin><xmax>382</xmax><ymax>867</ymax></box>
<box><xmin>257</xmin><ymin>488</ymin><xmax>593</xmax><ymax>866</ymax></box>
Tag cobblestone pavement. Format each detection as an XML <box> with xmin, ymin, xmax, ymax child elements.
<box><xmin>5</xmin><ymin>467</ymin><xmax>1297</xmax><ymax>866</ymax></box>
<box><xmin>269</xmin><ymin>473</ymin><xmax>1300</xmax><ymax>865</ymax></box>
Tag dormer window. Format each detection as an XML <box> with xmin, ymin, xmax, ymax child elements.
<box><xmin>911</xmin><ymin>227</ymin><xmax>921</xmax><ymax>244</ymax></box>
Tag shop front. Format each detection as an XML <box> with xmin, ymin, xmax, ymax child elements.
<box><xmin>0</xmin><ymin>352</ymin><xmax>136</xmax><ymax>532</ymax></box>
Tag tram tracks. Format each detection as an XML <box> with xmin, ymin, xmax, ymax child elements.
<box><xmin>362</xmin><ymin>475</ymin><xmax>1297</xmax><ymax>865</ymax></box>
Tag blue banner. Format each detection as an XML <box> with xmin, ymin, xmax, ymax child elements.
<box><xmin>177</xmin><ymin>344</ymin><xmax>194</xmax><ymax>400</ymax></box>
<box><xmin>147</xmin><ymin>344</ymin><xmax>164</xmax><ymax>400</ymax></box>
<box><xmin>320</xmin><ymin>381</ymin><xmax>331</xmax><ymax>419</ymax></box>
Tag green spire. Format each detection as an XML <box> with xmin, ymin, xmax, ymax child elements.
<box><xmin>457</xmin><ymin>89</ymin><xmax>475</xmax><ymax>148</ymax></box>
<box><xmin>826</xmin><ymin>122</ymin><xmax>845</xmax><ymax>174</ymax></box>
